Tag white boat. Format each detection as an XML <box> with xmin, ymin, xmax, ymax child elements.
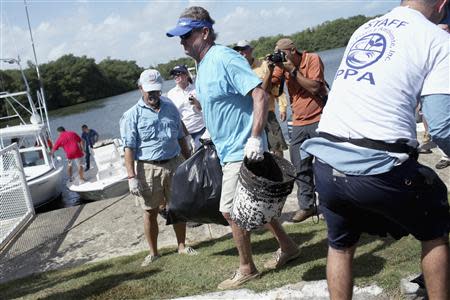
<box><xmin>0</xmin><ymin>2</ymin><xmax>65</xmax><ymax>208</ymax></box>
<box><xmin>0</xmin><ymin>61</ymin><xmax>64</xmax><ymax>207</ymax></box>
<box><xmin>67</xmin><ymin>138</ymin><xmax>128</xmax><ymax>201</ymax></box>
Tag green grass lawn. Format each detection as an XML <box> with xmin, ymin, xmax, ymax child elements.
<box><xmin>0</xmin><ymin>219</ymin><xmax>426</xmax><ymax>300</ymax></box>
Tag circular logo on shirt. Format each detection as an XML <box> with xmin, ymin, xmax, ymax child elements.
<box><xmin>346</xmin><ymin>33</ymin><xmax>387</xmax><ymax>69</ymax></box>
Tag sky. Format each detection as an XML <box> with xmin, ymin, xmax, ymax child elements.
<box><xmin>0</xmin><ymin>0</ymin><xmax>398</xmax><ymax>70</ymax></box>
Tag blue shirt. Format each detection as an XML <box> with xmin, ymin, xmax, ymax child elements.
<box><xmin>421</xmin><ymin>94</ymin><xmax>450</xmax><ymax>156</ymax></box>
<box><xmin>119</xmin><ymin>96</ymin><xmax>184</xmax><ymax>161</ymax></box>
<box><xmin>196</xmin><ymin>44</ymin><xmax>265</xmax><ymax>163</ymax></box>
<box><xmin>81</xmin><ymin>129</ymin><xmax>99</xmax><ymax>150</ymax></box>
<box><xmin>301</xmin><ymin>94</ymin><xmax>449</xmax><ymax>175</ymax></box>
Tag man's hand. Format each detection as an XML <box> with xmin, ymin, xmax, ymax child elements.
<box><xmin>188</xmin><ymin>94</ymin><xmax>202</xmax><ymax>111</ymax></box>
<box><xmin>244</xmin><ymin>136</ymin><xmax>264</xmax><ymax>161</ymax></box>
<box><xmin>282</xmin><ymin>60</ymin><xmax>296</xmax><ymax>73</ymax></box>
<box><xmin>264</xmin><ymin>56</ymin><xmax>276</xmax><ymax>71</ymax></box>
<box><xmin>279</xmin><ymin>111</ymin><xmax>287</xmax><ymax>122</ymax></box>
<box><xmin>128</xmin><ymin>178</ymin><xmax>142</xmax><ymax>196</ymax></box>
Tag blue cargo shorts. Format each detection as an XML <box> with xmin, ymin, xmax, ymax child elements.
<box><xmin>314</xmin><ymin>159</ymin><xmax>449</xmax><ymax>250</ymax></box>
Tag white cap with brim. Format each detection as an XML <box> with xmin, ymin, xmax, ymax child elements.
<box><xmin>234</xmin><ymin>40</ymin><xmax>252</xmax><ymax>49</ymax></box>
<box><xmin>139</xmin><ymin>69</ymin><xmax>163</xmax><ymax>92</ymax></box>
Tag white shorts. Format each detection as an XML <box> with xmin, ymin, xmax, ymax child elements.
<box><xmin>219</xmin><ymin>161</ymin><xmax>242</xmax><ymax>213</ymax></box>
<box><xmin>68</xmin><ymin>156</ymin><xmax>85</xmax><ymax>168</ymax></box>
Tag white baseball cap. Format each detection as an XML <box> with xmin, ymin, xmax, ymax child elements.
<box><xmin>139</xmin><ymin>69</ymin><xmax>163</xmax><ymax>92</ymax></box>
<box><xmin>233</xmin><ymin>40</ymin><xmax>252</xmax><ymax>50</ymax></box>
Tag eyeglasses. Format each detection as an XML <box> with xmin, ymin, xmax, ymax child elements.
<box><xmin>180</xmin><ymin>30</ymin><xmax>193</xmax><ymax>40</ymax></box>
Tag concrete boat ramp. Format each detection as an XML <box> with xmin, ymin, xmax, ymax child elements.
<box><xmin>0</xmin><ymin>146</ymin><xmax>448</xmax><ymax>299</ymax></box>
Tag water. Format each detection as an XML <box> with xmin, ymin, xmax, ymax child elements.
<box><xmin>37</xmin><ymin>47</ymin><xmax>345</xmax><ymax>212</ymax></box>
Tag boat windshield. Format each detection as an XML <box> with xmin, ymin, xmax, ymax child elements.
<box><xmin>20</xmin><ymin>149</ymin><xmax>45</xmax><ymax>167</ymax></box>
<box><xmin>7</xmin><ymin>136</ymin><xmax>47</xmax><ymax>167</ymax></box>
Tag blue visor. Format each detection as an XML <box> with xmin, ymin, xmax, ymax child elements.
<box><xmin>166</xmin><ymin>18</ymin><xmax>213</xmax><ymax>37</ymax></box>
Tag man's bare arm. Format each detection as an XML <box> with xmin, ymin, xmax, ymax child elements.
<box><xmin>124</xmin><ymin>147</ymin><xmax>136</xmax><ymax>178</ymax></box>
<box><xmin>250</xmin><ymin>86</ymin><xmax>268</xmax><ymax>137</ymax></box>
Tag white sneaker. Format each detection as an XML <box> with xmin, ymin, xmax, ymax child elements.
<box><xmin>141</xmin><ymin>254</ymin><xmax>161</xmax><ymax>267</ymax></box>
<box><xmin>178</xmin><ymin>246</ymin><xmax>198</xmax><ymax>255</ymax></box>
<box><xmin>78</xmin><ymin>179</ymin><xmax>85</xmax><ymax>185</ymax></box>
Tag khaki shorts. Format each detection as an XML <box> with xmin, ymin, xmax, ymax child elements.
<box><xmin>135</xmin><ymin>156</ymin><xmax>184</xmax><ymax>211</ymax></box>
<box><xmin>219</xmin><ymin>161</ymin><xmax>242</xmax><ymax>213</ymax></box>
<box><xmin>68</xmin><ymin>156</ymin><xmax>84</xmax><ymax>168</ymax></box>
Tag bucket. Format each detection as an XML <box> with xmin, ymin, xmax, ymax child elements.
<box><xmin>231</xmin><ymin>152</ymin><xmax>296</xmax><ymax>231</ymax></box>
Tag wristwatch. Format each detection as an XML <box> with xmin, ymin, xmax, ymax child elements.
<box><xmin>291</xmin><ymin>67</ymin><xmax>298</xmax><ymax>78</ymax></box>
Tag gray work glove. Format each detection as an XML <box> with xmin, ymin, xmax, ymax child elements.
<box><xmin>244</xmin><ymin>136</ymin><xmax>264</xmax><ymax>161</ymax></box>
<box><xmin>128</xmin><ymin>177</ymin><xmax>142</xmax><ymax>197</ymax></box>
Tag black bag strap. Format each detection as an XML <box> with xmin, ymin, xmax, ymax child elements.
<box><xmin>318</xmin><ymin>132</ymin><xmax>417</xmax><ymax>155</ymax></box>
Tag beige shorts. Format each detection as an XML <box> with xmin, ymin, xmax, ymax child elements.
<box><xmin>219</xmin><ymin>161</ymin><xmax>242</xmax><ymax>213</ymax></box>
<box><xmin>135</xmin><ymin>156</ymin><xmax>184</xmax><ymax>211</ymax></box>
<box><xmin>68</xmin><ymin>156</ymin><xmax>84</xmax><ymax>168</ymax></box>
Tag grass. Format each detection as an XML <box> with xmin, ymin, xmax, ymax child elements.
<box><xmin>0</xmin><ymin>220</ymin><xmax>426</xmax><ymax>300</ymax></box>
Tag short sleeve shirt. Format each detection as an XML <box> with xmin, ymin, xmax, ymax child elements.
<box><xmin>119</xmin><ymin>97</ymin><xmax>184</xmax><ymax>161</ymax></box>
<box><xmin>195</xmin><ymin>45</ymin><xmax>264</xmax><ymax>163</ymax></box>
<box><xmin>167</xmin><ymin>83</ymin><xmax>205</xmax><ymax>134</ymax></box>
<box><xmin>251</xmin><ymin>58</ymin><xmax>287</xmax><ymax>113</ymax></box>
<box><xmin>272</xmin><ymin>52</ymin><xmax>325</xmax><ymax>126</ymax></box>
<box><xmin>53</xmin><ymin>131</ymin><xmax>83</xmax><ymax>159</ymax></box>
<box><xmin>318</xmin><ymin>6</ymin><xmax>450</xmax><ymax>143</ymax></box>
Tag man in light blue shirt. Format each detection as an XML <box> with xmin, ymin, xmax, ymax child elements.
<box><xmin>120</xmin><ymin>69</ymin><xmax>195</xmax><ymax>267</ymax></box>
<box><xmin>167</xmin><ymin>6</ymin><xmax>299</xmax><ymax>290</ymax></box>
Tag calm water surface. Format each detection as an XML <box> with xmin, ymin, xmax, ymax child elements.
<box><xmin>37</xmin><ymin>47</ymin><xmax>345</xmax><ymax>212</ymax></box>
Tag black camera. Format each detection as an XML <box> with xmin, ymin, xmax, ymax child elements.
<box><xmin>267</xmin><ymin>50</ymin><xmax>286</xmax><ymax>63</ymax></box>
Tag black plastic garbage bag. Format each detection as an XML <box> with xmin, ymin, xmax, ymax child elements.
<box><xmin>167</xmin><ymin>141</ymin><xmax>228</xmax><ymax>226</ymax></box>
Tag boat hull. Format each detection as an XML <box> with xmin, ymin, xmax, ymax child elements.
<box><xmin>74</xmin><ymin>179</ymin><xmax>129</xmax><ymax>201</ymax></box>
<box><xmin>28</xmin><ymin>164</ymin><xmax>64</xmax><ymax>207</ymax></box>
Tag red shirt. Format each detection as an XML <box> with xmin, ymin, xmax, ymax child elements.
<box><xmin>53</xmin><ymin>131</ymin><xmax>83</xmax><ymax>159</ymax></box>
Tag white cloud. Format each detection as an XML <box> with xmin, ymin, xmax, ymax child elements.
<box><xmin>1</xmin><ymin>1</ymin><xmax>397</xmax><ymax>70</ymax></box>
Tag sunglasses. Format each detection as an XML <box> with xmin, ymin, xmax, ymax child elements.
<box><xmin>147</xmin><ymin>91</ymin><xmax>161</xmax><ymax>99</ymax></box>
<box><xmin>180</xmin><ymin>30</ymin><xmax>193</xmax><ymax>40</ymax></box>
<box><xmin>172</xmin><ymin>72</ymin><xmax>184</xmax><ymax>77</ymax></box>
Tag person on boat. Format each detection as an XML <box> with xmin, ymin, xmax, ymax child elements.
<box><xmin>81</xmin><ymin>124</ymin><xmax>99</xmax><ymax>171</ymax></box>
<box><xmin>167</xmin><ymin>65</ymin><xmax>205</xmax><ymax>152</ymax></box>
<box><xmin>52</xmin><ymin>126</ymin><xmax>85</xmax><ymax>183</ymax></box>
<box><xmin>120</xmin><ymin>69</ymin><xmax>196</xmax><ymax>267</ymax></box>
<box><xmin>167</xmin><ymin>6</ymin><xmax>299</xmax><ymax>289</ymax></box>
<box><xmin>300</xmin><ymin>0</ymin><xmax>450</xmax><ymax>299</ymax></box>
<box><xmin>271</xmin><ymin>38</ymin><xmax>328</xmax><ymax>224</ymax></box>
<box><xmin>233</xmin><ymin>40</ymin><xmax>288</xmax><ymax>158</ymax></box>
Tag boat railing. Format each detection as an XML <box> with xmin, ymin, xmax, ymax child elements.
<box><xmin>0</xmin><ymin>57</ymin><xmax>51</xmax><ymax>141</ymax></box>
<box><xmin>0</xmin><ymin>143</ymin><xmax>35</xmax><ymax>251</ymax></box>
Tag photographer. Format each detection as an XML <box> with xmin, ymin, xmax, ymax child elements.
<box><xmin>271</xmin><ymin>38</ymin><xmax>328</xmax><ymax>223</ymax></box>
<box><xmin>233</xmin><ymin>40</ymin><xmax>288</xmax><ymax>157</ymax></box>
<box><xmin>167</xmin><ymin>65</ymin><xmax>206</xmax><ymax>151</ymax></box>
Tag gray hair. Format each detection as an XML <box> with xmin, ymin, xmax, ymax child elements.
<box><xmin>401</xmin><ymin>0</ymin><xmax>441</xmax><ymax>5</ymax></box>
<box><xmin>180</xmin><ymin>6</ymin><xmax>217</xmax><ymax>41</ymax></box>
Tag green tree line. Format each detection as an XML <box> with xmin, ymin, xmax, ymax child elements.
<box><xmin>0</xmin><ymin>14</ymin><xmax>373</xmax><ymax>117</ymax></box>
<box><xmin>156</xmin><ymin>15</ymin><xmax>374</xmax><ymax>78</ymax></box>
<box><xmin>0</xmin><ymin>55</ymin><xmax>143</xmax><ymax>112</ymax></box>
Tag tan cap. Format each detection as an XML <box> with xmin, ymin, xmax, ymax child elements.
<box><xmin>276</xmin><ymin>38</ymin><xmax>296</xmax><ymax>50</ymax></box>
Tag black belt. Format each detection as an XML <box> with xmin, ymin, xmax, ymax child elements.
<box><xmin>318</xmin><ymin>132</ymin><xmax>418</xmax><ymax>159</ymax></box>
<box><xmin>138</xmin><ymin>158</ymin><xmax>172</xmax><ymax>164</ymax></box>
